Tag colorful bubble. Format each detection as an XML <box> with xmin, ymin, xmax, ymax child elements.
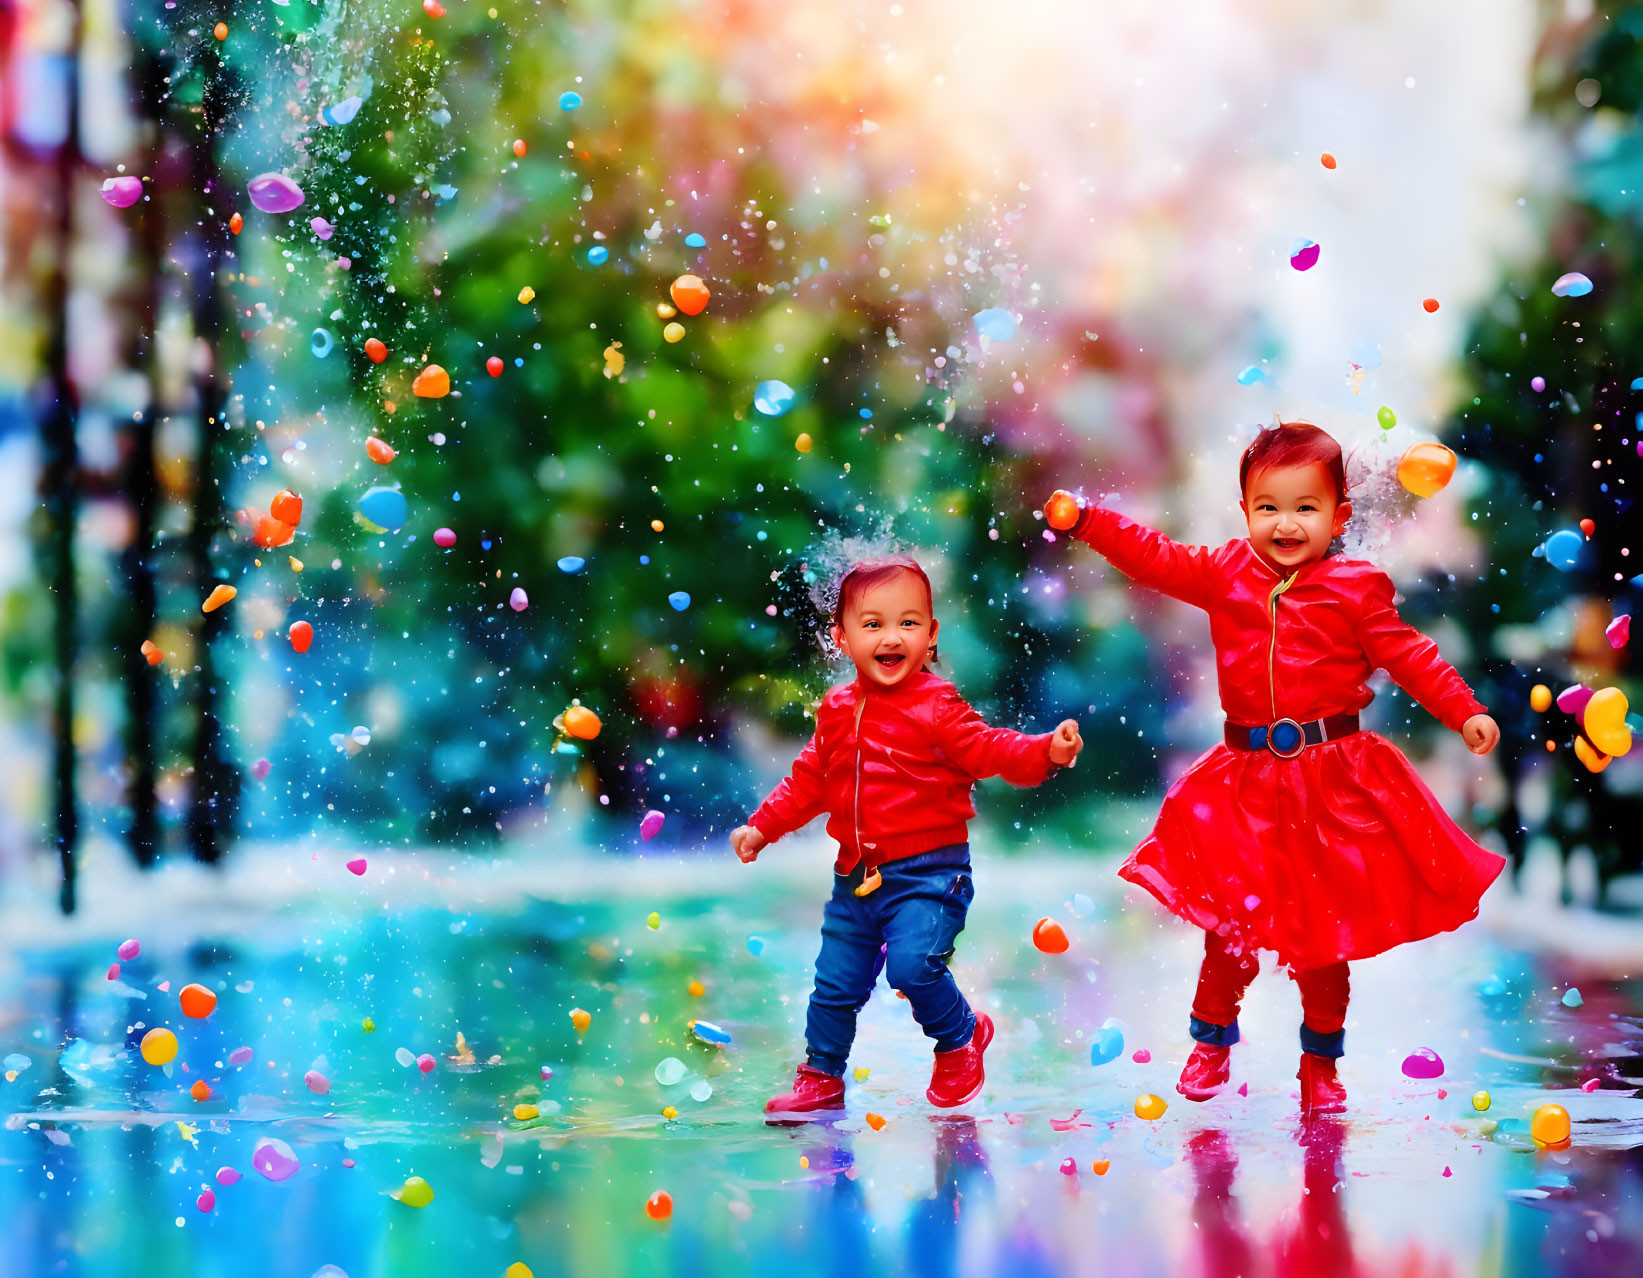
<box><xmin>100</xmin><ymin>176</ymin><xmax>143</xmax><ymax>208</ymax></box>
<box><xmin>1396</xmin><ymin>442</ymin><xmax>1457</xmax><ymax>498</ymax></box>
<box><xmin>118</xmin><ymin>938</ymin><xmax>141</xmax><ymax>961</ymax></box>
<box><xmin>1543</xmin><ymin>529</ymin><xmax>1585</xmax><ymax>571</ymax></box>
<box><xmin>1235</xmin><ymin>365</ymin><xmax>1270</xmax><ymax>386</ymax></box>
<box><xmin>1031</xmin><ymin>917</ymin><xmax>1069</xmax><ymax>954</ymax></box>
<box><xmin>1531</xmin><ymin>1103</ymin><xmax>1571</xmax><ymax>1146</ymax></box>
<box><xmin>1089</xmin><ymin>1021</ymin><xmax>1124</xmax><ymax>1066</ymax></box>
<box><xmin>179</xmin><ymin>984</ymin><xmax>217</xmax><ymax>1019</ymax></box>
<box><xmin>323</xmin><ymin>96</ymin><xmax>363</xmax><ymax>126</ymax></box>
<box><xmin>754</xmin><ymin>380</ymin><xmax>796</xmax><ymax>416</ymax></box>
<box><xmin>1606</xmin><ymin>615</ymin><xmax>1630</xmax><ymax>649</ymax></box>
<box><xmin>1400</xmin><ymin>1047</ymin><xmax>1444</xmax><ymax>1079</ymax></box>
<box><xmin>510</xmin><ymin>587</ymin><xmax>529</xmax><ymax>612</ymax></box>
<box><xmin>252</xmin><ymin>1138</ymin><xmax>300</xmax><ymax>1181</ymax></box>
<box><xmin>412</xmin><ymin>364</ymin><xmax>450</xmax><ymax>398</ymax></box>
<box><xmin>305</xmin><ymin>1070</ymin><xmax>330</xmax><ymax>1095</ymax></box>
<box><xmin>667</xmin><ymin>591</ymin><xmax>690</xmax><ymax>611</ymax></box>
<box><xmin>1133</xmin><ymin>1094</ymin><xmax>1168</xmax><ymax>1120</ymax></box>
<box><xmin>1562</xmin><ymin>987</ymin><xmax>1584</xmax><ymax>1008</ymax></box>
<box><xmin>587</xmin><ymin>246</ymin><xmax>609</xmax><ymax>265</ymax></box>
<box><xmin>358</xmin><ymin>487</ymin><xmax>408</xmax><ymax>531</ymax></box>
<box><xmin>1551</xmin><ymin>272</ymin><xmax>1593</xmax><ymax>298</ymax></box>
<box><xmin>1376</xmin><ymin>405</ymin><xmax>1397</xmax><ymax>431</ymax></box>
<box><xmin>645</xmin><ymin>1190</ymin><xmax>673</xmax><ymax>1221</ymax></box>
<box><xmin>434</xmin><ymin>527</ymin><xmax>457</xmax><ymax>548</ymax></box>
<box><xmin>1471</xmin><ymin>1090</ymin><xmax>1491</xmax><ymax>1111</ymax></box>
<box><xmin>563</xmin><ymin>706</ymin><xmax>601</xmax><ymax>739</ymax></box>
<box><xmin>669</xmin><ymin>275</ymin><xmax>711</xmax><ymax>316</ymax></box>
<box><xmin>1531</xmin><ymin>375</ymin><xmax>1546</xmax><ymax>392</ymax></box>
<box><xmin>139</xmin><ymin>1028</ymin><xmax>178</xmax><ymax>1065</ymax></box>
<box><xmin>689</xmin><ymin>1020</ymin><xmax>731</xmax><ymax>1046</ymax></box>
<box><xmin>391</xmin><ymin>1176</ymin><xmax>435</xmax><ymax>1207</ymax></box>
<box><xmin>558</xmin><ymin>91</ymin><xmax>582</xmax><ymax>110</ymax></box>
<box><xmin>1289</xmin><ymin>238</ymin><xmax>1321</xmax><ymax>271</ymax></box>
<box><xmin>640</xmin><ymin>810</ymin><xmax>665</xmax><ymax>840</ymax></box>
<box><xmin>247</xmin><ymin>172</ymin><xmax>305</xmax><ymax>214</ymax></box>
<box><xmin>1530</xmin><ymin>684</ymin><xmax>1553</xmax><ymax>712</ymax></box>
<box><xmin>971</xmin><ymin>307</ymin><xmax>1017</xmax><ymax>341</ymax></box>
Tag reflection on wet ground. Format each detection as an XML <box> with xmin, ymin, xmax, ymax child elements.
<box><xmin>0</xmin><ymin>846</ymin><xmax>1638</xmax><ymax>1277</ymax></box>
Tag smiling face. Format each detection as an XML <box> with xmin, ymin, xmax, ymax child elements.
<box><xmin>1240</xmin><ymin>461</ymin><xmax>1352</xmax><ymax>573</ymax></box>
<box><xmin>830</xmin><ymin>569</ymin><xmax>939</xmax><ymax>688</ymax></box>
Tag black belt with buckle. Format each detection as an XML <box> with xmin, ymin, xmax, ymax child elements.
<box><xmin>1225</xmin><ymin>713</ymin><xmax>1360</xmax><ymax>758</ymax></box>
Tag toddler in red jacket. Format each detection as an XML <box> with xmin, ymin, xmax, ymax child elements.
<box><xmin>731</xmin><ymin>555</ymin><xmax>1083</xmax><ymax>1120</ymax></box>
<box><xmin>1047</xmin><ymin>421</ymin><xmax>1503</xmax><ymax>1115</ymax></box>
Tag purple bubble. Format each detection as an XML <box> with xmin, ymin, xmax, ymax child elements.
<box><xmin>311</xmin><ymin>216</ymin><xmax>334</xmax><ymax>240</ymax></box>
<box><xmin>640</xmin><ymin>810</ymin><xmax>665</xmax><ymax>841</ymax></box>
<box><xmin>196</xmin><ymin>1188</ymin><xmax>216</xmax><ymax>1212</ymax></box>
<box><xmin>1400</xmin><ymin>1047</ymin><xmax>1444</xmax><ymax>1079</ymax></box>
<box><xmin>305</xmin><ymin>1070</ymin><xmax>331</xmax><ymax>1095</ymax></box>
<box><xmin>215</xmin><ymin>1166</ymin><xmax>242</xmax><ymax>1186</ymax></box>
<box><xmin>251</xmin><ymin>757</ymin><xmax>271</xmax><ymax>780</ymax></box>
<box><xmin>252</xmin><ymin>1137</ymin><xmax>300</xmax><ymax>1182</ymax></box>
<box><xmin>228</xmin><ymin>1046</ymin><xmax>254</xmax><ymax>1066</ymax></box>
<box><xmin>100</xmin><ymin>176</ymin><xmax>143</xmax><ymax>209</ymax></box>
<box><xmin>1531</xmin><ymin>376</ymin><xmax>1546</xmax><ymax>392</ymax></box>
<box><xmin>509</xmin><ymin>587</ymin><xmax>529</xmax><ymax>612</ymax></box>
<box><xmin>117</xmin><ymin>938</ymin><xmax>141</xmax><ymax>961</ymax></box>
<box><xmin>247</xmin><ymin>172</ymin><xmax>306</xmax><ymax>214</ymax></box>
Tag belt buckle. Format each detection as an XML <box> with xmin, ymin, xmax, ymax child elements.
<box><xmin>1266</xmin><ymin>718</ymin><xmax>1305</xmax><ymax>759</ymax></box>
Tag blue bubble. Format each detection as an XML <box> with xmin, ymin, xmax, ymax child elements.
<box><xmin>668</xmin><ymin>591</ymin><xmax>691</xmax><ymax>611</ymax></box>
<box><xmin>1544</xmin><ymin>529</ymin><xmax>1585</xmax><ymax>571</ymax></box>
<box><xmin>746</xmin><ymin>935</ymin><xmax>765</xmax><ymax>956</ymax></box>
<box><xmin>1551</xmin><ymin>272</ymin><xmax>1593</xmax><ymax>298</ymax></box>
<box><xmin>1235</xmin><ymin>364</ymin><xmax>1270</xmax><ymax>386</ymax></box>
<box><xmin>684</xmin><ymin>232</ymin><xmax>706</xmax><ymax>248</ymax></box>
<box><xmin>557</xmin><ymin>556</ymin><xmax>586</xmax><ymax>574</ymax></box>
<box><xmin>1631</xmin><ymin>377</ymin><xmax>1643</xmax><ymax>390</ymax></box>
<box><xmin>753</xmin><ymin>379</ymin><xmax>796</xmax><ymax>416</ymax></box>
<box><xmin>357</xmin><ymin>487</ymin><xmax>408</xmax><ymax>531</ymax></box>
<box><xmin>587</xmin><ymin>245</ymin><xmax>608</xmax><ymax>265</ymax></box>
<box><xmin>690</xmin><ymin>1020</ymin><xmax>731</xmax><ymax>1045</ymax></box>
<box><xmin>971</xmin><ymin>307</ymin><xmax>1017</xmax><ymax>342</ymax></box>
<box><xmin>514</xmin><ymin>357</ymin><xmax>524</xmax><ymax>368</ymax></box>
<box><xmin>1477</xmin><ymin>974</ymin><xmax>1507</xmax><ymax>998</ymax></box>
<box><xmin>310</xmin><ymin>328</ymin><xmax>334</xmax><ymax>359</ymax></box>
<box><xmin>558</xmin><ymin>91</ymin><xmax>582</xmax><ymax>110</ymax></box>
<box><xmin>1562</xmin><ymin>987</ymin><xmax>1583</xmax><ymax>1008</ymax></box>
<box><xmin>322</xmin><ymin>96</ymin><xmax>363</xmax><ymax>127</ymax></box>
<box><xmin>1089</xmin><ymin>1021</ymin><xmax>1124</xmax><ymax>1067</ymax></box>
<box><xmin>859</xmin><ymin>408</ymin><xmax>873</xmax><ymax>419</ymax></box>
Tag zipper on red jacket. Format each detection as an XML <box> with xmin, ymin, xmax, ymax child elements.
<box><xmin>1266</xmin><ymin>571</ymin><xmax>1298</xmax><ymax>721</ymax></box>
<box><xmin>852</xmin><ymin>695</ymin><xmax>867</xmax><ymax>866</ymax></box>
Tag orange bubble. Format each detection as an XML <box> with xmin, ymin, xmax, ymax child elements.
<box><xmin>202</xmin><ymin>584</ymin><xmax>237</xmax><ymax>613</ymax></box>
<box><xmin>191</xmin><ymin>1079</ymin><xmax>212</xmax><ymax>1101</ymax></box>
<box><xmin>564</xmin><ymin>706</ymin><xmax>602</xmax><ymax>740</ymax></box>
<box><xmin>179</xmin><ymin>983</ymin><xmax>218</xmax><ymax>1018</ymax></box>
<box><xmin>645</xmin><ymin>1190</ymin><xmax>673</xmax><ymax>1220</ymax></box>
<box><xmin>1422</xmin><ymin>297</ymin><xmax>1440</xmax><ymax>313</ymax></box>
<box><xmin>864</xmin><ymin>1113</ymin><xmax>887</xmax><ymax>1131</ymax></box>
<box><xmin>1134</xmin><ymin>1093</ymin><xmax>1168</xmax><ymax>1120</ymax></box>
<box><xmin>213</xmin><ymin>22</ymin><xmax>227</xmax><ymax>41</ymax></box>
<box><xmin>423</xmin><ymin>0</ymin><xmax>447</xmax><ymax>15</ymax></box>
<box><xmin>366</xmin><ymin>437</ymin><xmax>397</xmax><ymax>464</ymax></box>
<box><xmin>364</xmin><ymin>337</ymin><xmax>388</xmax><ymax>364</ymax></box>
<box><xmin>1320</xmin><ymin>153</ymin><xmax>1337</xmax><ymax>169</ymax></box>
<box><xmin>1580</xmin><ymin>517</ymin><xmax>1595</xmax><ymax>537</ymax></box>
<box><xmin>229</xmin><ymin>212</ymin><xmax>243</xmax><ymax>235</ymax></box>
<box><xmin>669</xmin><ymin>274</ymin><xmax>711</xmax><ymax>317</ymax></box>
<box><xmin>249</xmin><ymin>513</ymin><xmax>296</xmax><ymax>548</ymax></box>
<box><xmin>1573</xmin><ymin>735</ymin><xmax>1611</xmax><ymax>773</ymax></box>
<box><xmin>651</xmin><ymin>519</ymin><xmax>665</xmax><ymax>532</ymax></box>
<box><xmin>570</xmin><ymin>1007</ymin><xmax>591</xmax><ymax>1032</ymax></box>
<box><xmin>795</xmin><ymin>433</ymin><xmax>813</xmax><ymax>453</ymax></box>
<box><xmin>1396</xmin><ymin>442</ymin><xmax>1457</xmax><ymax>499</ymax></box>
<box><xmin>270</xmin><ymin>489</ymin><xmax>303</xmax><ymax>526</ymax></box>
<box><xmin>1531</xmin><ymin>1103</ymin><xmax>1571</xmax><ymax>1147</ymax></box>
<box><xmin>1091</xmin><ymin>1158</ymin><xmax>1111</xmax><ymax>1175</ymax></box>
<box><xmin>1032</xmin><ymin>917</ymin><xmax>1069</xmax><ymax>954</ymax></box>
<box><xmin>512</xmin><ymin>139</ymin><xmax>527</xmax><ymax>158</ymax></box>
<box><xmin>289</xmin><ymin>621</ymin><xmax>314</xmax><ymax>654</ymax></box>
<box><xmin>1044</xmin><ymin>491</ymin><xmax>1081</xmax><ymax>531</ymax></box>
<box><xmin>1530</xmin><ymin>684</ymin><xmax>1552</xmax><ymax>713</ymax></box>
<box><xmin>141</xmin><ymin>639</ymin><xmax>163</xmax><ymax>666</ymax></box>
<box><xmin>413</xmin><ymin>364</ymin><xmax>450</xmax><ymax>398</ymax></box>
<box><xmin>687</xmin><ymin>980</ymin><xmax>705</xmax><ymax>997</ymax></box>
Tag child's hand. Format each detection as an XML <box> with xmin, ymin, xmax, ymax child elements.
<box><xmin>1049</xmin><ymin>719</ymin><xmax>1083</xmax><ymax>767</ymax></box>
<box><xmin>1462</xmin><ymin>714</ymin><xmax>1500</xmax><ymax>756</ymax></box>
<box><xmin>730</xmin><ymin>824</ymin><xmax>767</xmax><ymax>864</ymax></box>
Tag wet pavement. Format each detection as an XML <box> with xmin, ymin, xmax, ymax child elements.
<box><xmin>0</xmin><ymin>843</ymin><xmax>1638</xmax><ymax>1278</ymax></box>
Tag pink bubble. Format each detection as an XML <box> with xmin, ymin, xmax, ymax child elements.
<box><xmin>1582</xmin><ymin>1078</ymin><xmax>1602</xmax><ymax>1093</ymax></box>
<box><xmin>215</xmin><ymin>1166</ymin><xmax>241</xmax><ymax>1186</ymax></box>
<box><xmin>107</xmin><ymin>963</ymin><xmax>120</xmax><ymax>980</ymax></box>
<box><xmin>251</xmin><ymin>757</ymin><xmax>272</xmax><ymax>780</ymax></box>
<box><xmin>1289</xmin><ymin>239</ymin><xmax>1321</xmax><ymax>271</ymax></box>
<box><xmin>1058</xmin><ymin>1157</ymin><xmax>1078</xmax><ymax>1176</ymax></box>
<box><xmin>342</xmin><ymin>1157</ymin><xmax>357</xmax><ymax>1168</ymax></box>
<box><xmin>1400</xmin><ymin>1047</ymin><xmax>1444</xmax><ymax>1079</ymax></box>
<box><xmin>1441</xmin><ymin>1166</ymin><xmax>1452</xmax><ymax>1178</ymax></box>
<box><xmin>251</xmin><ymin>1137</ymin><xmax>300</xmax><ymax>1182</ymax></box>
<box><xmin>1531</xmin><ymin>376</ymin><xmax>1546</xmax><ymax>392</ymax></box>
<box><xmin>196</xmin><ymin>1188</ymin><xmax>216</xmax><ymax>1212</ymax></box>
<box><xmin>310</xmin><ymin>216</ymin><xmax>334</xmax><ymax>240</ymax></box>
<box><xmin>100</xmin><ymin>176</ymin><xmax>143</xmax><ymax>208</ymax></box>
<box><xmin>1607</xmin><ymin>615</ymin><xmax>1630</xmax><ymax>650</ymax></box>
<box><xmin>1556</xmin><ymin>685</ymin><xmax>1595</xmax><ymax>719</ymax></box>
<box><xmin>228</xmin><ymin>1046</ymin><xmax>254</xmax><ymax>1066</ymax></box>
<box><xmin>640</xmin><ymin>810</ymin><xmax>665</xmax><ymax>841</ymax></box>
<box><xmin>1131</xmin><ymin>1048</ymin><xmax>1151</xmax><ymax>1063</ymax></box>
<box><xmin>509</xmin><ymin>587</ymin><xmax>529</xmax><ymax>612</ymax></box>
<box><xmin>417</xmin><ymin>1054</ymin><xmax>436</xmax><ymax>1074</ymax></box>
<box><xmin>433</xmin><ymin>527</ymin><xmax>456</xmax><ymax>548</ymax></box>
<box><xmin>247</xmin><ymin>172</ymin><xmax>306</xmax><ymax>214</ymax></box>
<box><xmin>346</xmin><ymin>858</ymin><xmax>367</xmax><ymax>876</ymax></box>
<box><xmin>305</xmin><ymin>1070</ymin><xmax>331</xmax><ymax>1095</ymax></box>
<box><xmin>117</xmin><ymin>939</ymin><xmax>141</xmax><ymax>961</ymax></box>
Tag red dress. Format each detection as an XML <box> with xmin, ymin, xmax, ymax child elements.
<box><xmin>1074</xmin><ymin>506</ymin><xmax>1505</xmax><ymax>971</ymax></box>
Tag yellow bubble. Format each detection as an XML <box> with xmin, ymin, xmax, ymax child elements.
<box><xmin>488</xmin><ymin>7</ymin><xmax>499</xmax><ymax>17</ymax></box>
<box><xmin>504</xmin><ymin>1265</ymin><xmax>533</xmax><ymax>1278</ymax></box>
<box><xmin>392</xmin><ymin>1176</ymin><xmax>435</xmax><ymax>1208</ymax></box>
<box><xmin>361</xmin><ymin>1016</ymin><xmax>375</xmax><ymax>1033</ymax></box>
<box><xmin>1529</xmin><ymin>684</ymin><xmax>1552</xmax><ymax>713</ymax></box>
<box><xmin>570</xmin><ymin>1008</ymin><xmax>591</xmax><ymax>1032</ymax></box>
<box><xmin>140</xmin><ymin>1028</ymin><xmax>179</xmax><ymax>1066</ymax></box>
<box><xmin>513</xmin><ymin>1104</ymin><xmax>539</xmax><ymax>1121</ymax></box>
<box><xmin>687</xmin><ymin>980</ymin><xmax>705</xmax><ymax>997</ymax></box>
<box><xmin>517</xmin><ymin>286</ymin><xmax>536</xmax><ymax>304</ymax></box>
<box><xmin>289</xmin><ymin>556</ymin><xmax>303</xmax><ymax>572</ymax></box>
<box><xmin>795</xmin><ymin>433</ymin><xmax>813</xmax><ymax>453</ymax></box>
<box><xmin>853</xmin><ymin>1067</ymin><xmax>870</xmax><ymax>1082</ymax></box>
<box><xmin>656</xmin><ymin>302</ymin><xmax>677</xmax><ymax>319</ymax></box>
<box><xmin>651</xmin><ymin>519</ymin><xmax>664</xmax><ymax>532</ymax></box>
<box><xmin>662</xmin><ymin>322</ymin><xmax>685</xmax><ymax>344</ymax></box>
<box><xmin>1471</xmin><ymin>1090</ymin><xmax>1491</xmax><ymax>1112</ymax></box>
<box><xmin>799</xmin><ymin>1155</ymin><xmax>809</xmax><ymax>1169</ymax></box>
<box><xmin>1133</xmin><ymin>1093</ymin><xmax>1168</xmax><ymax>1121</ymax></box>
<box><xmin>1585</xmin><ymin>686</ymin><xmax>1632</xmax><ymax>757</ymax></box>
<box><xmin>1531</xmin><ymin>1103</ymin><xmax>1570</xmax><ymax>1146</ymax></box>
<box><xmin>603</xmin><ymin>342</ymin><xmax>625</xmax><ymax>378</ymax></box>
<box><xmin>646</xmin><ymin>912</ymin><xmax>660</xmax><ymax>930</ymax></box>
<box><xmin>662</xmin><ymin>1105</ymin><xmax>678</xmax><ymax>1120</ymax></box>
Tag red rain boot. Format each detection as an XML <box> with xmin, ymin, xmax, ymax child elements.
<box><xmin>927</xmin><ymin>1012</ymin><xmax>994</xmax><ymax>1108</ymax></box>
<box><xmin>764</xmin><ymin>1064</ymin><xmax>846</xmax><ymax>1122</ymax></box>
<box><xmin>1297</xmin><ymin>1053</ymin><xmax>1347</xmax><ymax>1116</ymax></box>
<box><xmin>1176</xmin><ymin>1043</ymin><xmax>1231</xmax><ymax>1101</ymax></box>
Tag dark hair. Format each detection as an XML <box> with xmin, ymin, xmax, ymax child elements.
<box><xmin>1239</xmin><ymin>420</ymin><xmax>1349</xmax><ymax>503</ymax></box>
<box><xmin>831</xmin><ymin>556</ymin><xmax>934</xmax><ymax>626</ymax></box>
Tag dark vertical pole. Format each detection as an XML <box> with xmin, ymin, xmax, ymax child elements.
<box><xmin>119</xmin><ymin>48</ymin><xmax>166</xmax><ymax>868</ymax></box>
<box><xmin>185</xmin><ymin>48</ymin><xmax>237</xmax><ymax>864</ymax></box>
<box><xmin>40</xmin><ymin>0</ymin><xmax>83</xmax><ymax>912</ymax></box>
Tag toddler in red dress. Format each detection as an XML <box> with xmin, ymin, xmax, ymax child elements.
<box><xmin>1047</xmin><ymin>421</ymin><xmax>1504</xmax><ymax>1115</ymax></box>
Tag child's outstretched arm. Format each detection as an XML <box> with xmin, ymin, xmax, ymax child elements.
<box><xmin>732</xmin><ymin>730</ymin><xmax>827</xmax><ymax>863</ymax></box>
<box><xmin>1352</xmin><ymin>568</ymin><xmax>1499</xmax><ymax>754</ymax></box>
<box><xmin>1043</xmin><ymin>492</ymin><xmax>1218</xmax><ymax>609</ymax></box>
<box><xmin>935</xmin><ymin>690</ymin><xmax>1082</xmax><ymax>784</ymax></box>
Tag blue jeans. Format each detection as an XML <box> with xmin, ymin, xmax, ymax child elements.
<box><xmin>804</xmin><ymin>844</ymin><xmax>978</xmax><ymax>1077</ymax></box>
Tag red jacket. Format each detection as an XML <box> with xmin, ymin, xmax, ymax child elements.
<box><xmin>1072</xmin><ymin>506</ymin><xmax>1486</xmax><ymax>730</ymax></box>
<box><xmin>748</xmin><ymin>670</ymin><xmax>1059</xmax><ymax>872</ymax></box>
